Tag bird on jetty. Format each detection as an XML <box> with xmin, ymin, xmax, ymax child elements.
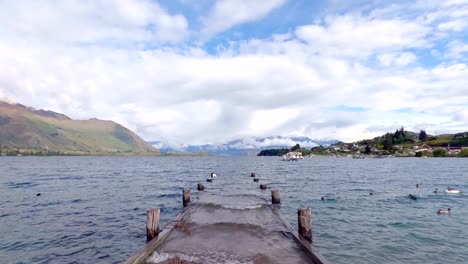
<box><xmin>210</xmin><ymin>172</ymin><xmax>217</xmax><ymax>179</ymax></box>
<box><xmin>437</xmin><ymin>208</ymin><xmax>451</xmax><ymax>215</ymax></box>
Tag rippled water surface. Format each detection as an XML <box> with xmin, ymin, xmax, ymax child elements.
<box><xmin>1</xmin><ymin>156</ymin><xmax>467</xmax><ymax>263</ymax></box>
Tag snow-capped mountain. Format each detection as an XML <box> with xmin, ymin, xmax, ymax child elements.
<box><xmin>149</xmin><ymin>136</ymin><xmax>339</xmax><ymax>155</ymax></box>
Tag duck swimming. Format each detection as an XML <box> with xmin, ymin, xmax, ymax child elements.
<box><xmin>408</xmin><ymin>194</ymin><xmax>418</xmax><ymax>200</ymax></box>
<box><xmin>433</xmin><ymin>188</ymin><xmax>439</xmax><ymax>194</ymax></box>
<box><xmin>445</xmin><ymin>187</ymin><xmax>460</xmax><ymax>194</ymax></box>
<box><xmin>437</xmin><ymin>208</ymin><xmax>451</xmax><ymax>215</ymax></box>
<box><xmin>320</xmin><ymin>196</ymin><xmax>340</xmax><ymax>201</ymax></box>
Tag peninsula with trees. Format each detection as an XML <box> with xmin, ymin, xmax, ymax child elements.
<box><xmin>257</xmin><ymin>127</ymin><xmax>468</xmax><ymax>158</ymax></box>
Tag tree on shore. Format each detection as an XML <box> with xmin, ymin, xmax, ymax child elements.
<box><xmin>291</xmin><ymin>144</ymin><xmax>301</xmax><ymax>151</ymax></box>
<box><xmin>433</xmin><ymin>149</ymin><xmax>448</xmax><ymax>157</ymax></box>
<box><xmin>365</xmin><ymin>145</ymin><xmax>371</xmax><ymax>154</ymax></box>
<box><xmin>459</xmin><ymin>149</ymin><xmax>468</xmax><ymax>157</ymax></box>
<box><xmin>257</xmin><ymin>148</ymin><xmax>289</xmax><ymax>156</ymax></box>
<box><xmin>383</xmin><ymin>133</ymin><xmax>393</xmax><ymax>150</ymax></box>
<box><xmin>419</xmin><ymin>130</ymin><xmax>427</xmax><ymax>142</ymax></box>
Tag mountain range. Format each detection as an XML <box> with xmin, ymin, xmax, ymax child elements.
<box><xmin>149</xmin><ymin>136</ymin><xmax>339</xmax><ymax>155</ymax></box>
<box><xmin>0</xmin><ymin>101</ymin><xmax>339</xmax><ymax>156</ymax></box>
<box><xmin>0</xmin><ymin>101</ymin><xmax>158</xmax><ymax>155</ymax></box>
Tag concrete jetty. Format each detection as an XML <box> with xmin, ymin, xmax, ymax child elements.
<box><xmin>125</xmin><ymin>174</ymin><xmax>329</xmax><ymax>264</ymax></box>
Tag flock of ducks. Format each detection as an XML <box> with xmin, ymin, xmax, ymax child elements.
<box><xmin>213</xmin><ymin>172</ymin><xmax>459</xmax><ymax>216</ymax></box>
<box><xmin>410</xmin><ymin>184</ymin><xmax>461</xmax><ymax>215</ymax></box>
<box><xmin>320</xmin><ymin>185</ymin><xmax>461</xmax><ymax>216</ymax></box>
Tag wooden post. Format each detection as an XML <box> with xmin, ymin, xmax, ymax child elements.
<box><xmin>250</xmin><ymin>172</ymin><xmax>256</xmax><ymax>177</ymax></box>
<box><xmin>271</xmin><ymin>190</ymin><xmax>281</xmax><ymax>204</ymax></box>
<box><xmin>146</xmin><ymin>208</ymin><xmax>160</xmax><ymax>242</ymax></box>
<box><xmin>197</xmin><ymin>183</ymin><xmax>205</xmax><ymax>191</ymax></box>
<box><xmin>183</xmin><ymin>189</ymin><xmax>190</xmax><ymax>207</ymax></box>
<box><xmin>206</xmin><ymin>178</ymin><xmax>213</xmax><ymax>182</ymax></box>
<box><xmin>298</xmin><ymin>208</ymin><xmax>312</xmax><ymax>242</ymax></box>
<box><xmin>254</xmin><ymin>178</ymin><xmax>259</xmax><ymax>182</ymax></box>
<box><xmin>260</xmin><ymin>184</ymin><xmax>267</xmax><ymax>189</ymax></box>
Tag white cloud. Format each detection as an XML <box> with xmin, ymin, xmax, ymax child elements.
<box><xmin>295</xmin><ymin>15</ymin><xmax>430</xmax><ymax>58</ymax></box>
<box><xmin>438</xmin><ymin>19</ymin><xmax>468</xmax><ymax>31</ymax></box>
<box><xmin>0</xmin><ymin>0</ymin><xmax>188</xmax><ymax>44</ymax></box>
<box><xmin>248</xmin><ymin>108</ymin><xmax>300</xmax><ymax>135</ymax></box>
<box><xmin>446</xmin><ymin>40</ymin><xmax>468</xmax><ymax>58</ymax></box>
<box><xmin>0</xmin><ymin>0</ymin><xmax>467</xmax><ymax>145</ymax></box>
<box><xmin>378</xmin><ymin>52</ymin><xmax>417</xmax><ymax>67</ymax></box>
<box><xmin>454</xmin><ymin>109</ymin><xmax>468</xmax><ymax>122</ymax></box>
<box><xmin>227</xmin><ymin>137</ymin><xmax>319</xmax><ymax>149</ymax></box>
<box><xmin>200</xmin><ymin>0</ymin><xmax>287</xmax><ymax>40</ymax></box>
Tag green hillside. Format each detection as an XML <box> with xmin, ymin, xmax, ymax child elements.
<box><xmin>356</xmin><ymin>128</ymin><xmax>468</xmax><ymax>149</ymax></box>
<box><xmin>0</xmin><ymin>101</ymin><xmax>159</xmax><ymax>155</ymax></box>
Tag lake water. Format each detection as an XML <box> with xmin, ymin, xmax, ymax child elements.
<box><xmin>0</xmin><ymin>156</ymin><xmax>467</xmax><ymax>264</ymax></box>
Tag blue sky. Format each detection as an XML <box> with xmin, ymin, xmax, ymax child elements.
<box><xmin>0</xmin><ymin>0</ymin><xmax>467</xmax><ymax>145</ymax></box>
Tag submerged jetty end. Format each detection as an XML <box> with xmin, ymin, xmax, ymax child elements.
<box><xmin>146</xmin><ymin>209</ymin><xmax>160</xmax><ymax>242</ymax></box>
<box><xmin>271</xmin><ymin>190</ymin><xmax>281</xmax><ymax>204</ymax></box>
<box><xmin>197</xmin><ymin>183</ymin><xmax>204</xmax><ymax>191</ymax></box>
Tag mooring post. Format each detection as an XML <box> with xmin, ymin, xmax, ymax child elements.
<box><xmin>146</xmin><ymin>208</ymin><xmax>160</xmax><ymax>242</ymax></box>
<box><xmin>197</xmin><ymin>183</ymin><xmax>205</xmax><ymax>191</ymax></box>
<box><xmin>183</xmin><ymin>189</ymin><xmax>191</xmax><ymax>207</ymax></box>
<box><xmin>298</xmin><ymin>208</ymin><xmax>312</xmax><ymax>242</ymax></box>
<box><xmin>254</xmin><ymin>178</ymin><xmax>259</xmax><ymax>182</ymax></box>
<box><xmin>260</xmin><ymin>184</ymin><xmax>267</xmax><ymax>189</ymax></box>
<box><xmin>250</xmin><ymin>172</ymin><xmax>256</xmax><ymax>177</ymax></box>
<box><xmin>271</xmin><ymin>190</ymin><xmax>281</xmax><ymax>204</ymax></box>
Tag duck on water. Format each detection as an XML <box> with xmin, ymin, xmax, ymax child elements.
<box><xmin>321</xmin><ymin>196</ymin><xmax>341</xmax><ymax>201</ymax></box>
<box><xmin>445</xmin><ymin>187</ymin><xmax>460</xmax><ymax>194</ymax></box>
<box><xmin>437</xmin><ymin>208</ymin><xmax>451</xmax><ymax>215</ymax></box>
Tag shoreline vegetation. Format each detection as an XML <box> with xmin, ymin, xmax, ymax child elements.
<box><xmin>0</xmin><ymin>147</ymin><xmax>212</xmax><ymax>157</ymax></box>
<box><xmin>257</xmin><ymin>128</ymin><xmax>468</xmax><ymax>158</ymax></box>
<box><xmin>0</xmin><ymin>148</ymin><xmax>160</xmax><ymax>157</ymax></box>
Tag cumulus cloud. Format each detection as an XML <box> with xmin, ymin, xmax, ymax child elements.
<box><xmin>0</xmin><ymin>0</ymin><xmax>467</xmax><ymax>145</ymax></box>
<box><xmin>227</xmin><ymin>137</ymin><xmax>320</xmax><ymax>149</ymax></box>
<box><xmin>377</xmin><ymin>52</ymin><xmax>417</xmax><ymax>67</ymax></box>
<box><xmin>200</xmin><ymin>0</ymin><xmax>287</xmax><ymax>40</ymax></box>
<box><xmin>295</xmin><ymin>15</ymin><xmax>430</xmax><ymax>59</ymax></box>
<box><xmin>438</xmin><ymin>19</ymin><xmax>468</xmax><ymax>32</ymax></box>
<box><xmin>454</xmin><ymin>109</ymin><xmax>468</xmax><ymax>122</ymax></box>
<box><xmin>0</xmin><ymin>0</ymin><xmax>188</xmax><ymax>44</ymax></box>
<box><xmin>446</xmin><ymin>40</ymin><xmax>468</xmax><ymax>58</ymax></box>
